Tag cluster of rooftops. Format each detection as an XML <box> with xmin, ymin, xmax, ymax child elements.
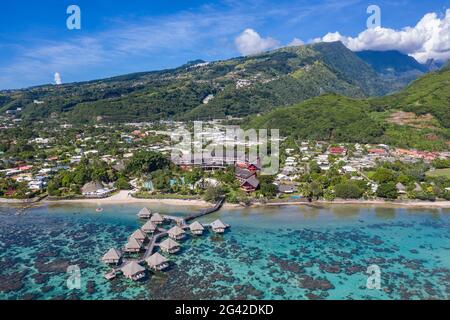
<box><xmin>101</xmin><ymin>207</ymin><xmax>229</xmax><ymax>281</ymax></box>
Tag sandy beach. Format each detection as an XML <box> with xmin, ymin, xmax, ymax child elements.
<box><xmin>42</xmin><ymin>190</ymin><xmax>213</xmax><ymax>207</ymax></box>
<box><xmin>37</xmin><ymin>190</ymin><xmax>450</xmax><ymax>209</ymax></box>
<box><xmin>264</xmin><ymin>199</ymin><xmax>450</xmax><ymax>209</ymax></box>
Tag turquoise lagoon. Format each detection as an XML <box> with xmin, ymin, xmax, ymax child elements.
<box><xmin>0</xmin><ymin>203</ymin><xmax>449</xmax><ymax>300</ymax></box>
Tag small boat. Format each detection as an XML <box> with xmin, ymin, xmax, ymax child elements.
<box><xmin>96</xmin><ymin>207</ymin><xmax>104</xmax><ymax>213</ymax></box>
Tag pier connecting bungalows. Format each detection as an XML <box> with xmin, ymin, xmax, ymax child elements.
<box><xmin>145</xmin><ymin>252</ymin><xmax>169</xmax><ymax>271</ymax></box>
<box><xmin>189</xmin><ymin>221</ymin><xmax>205</xmax><ymax>235</ymax></box>
<box><xmin>167</xmin><ymin>226</ymin><xmax>186</xmax><ymax>240</ymax></box>
<box><xmin>101</xmin><ymin>248</ymin><xmax>122</xmax><ymax>265</ymax></box>
<box><xmin>121</xmin><ymin>261</ymin><xmax>146</xmax><ymax>281</ymax></box>
<box><xmin>160</xmin><ymin>238</ymin><xmax>181</xmax><ymax>254</ymax></box>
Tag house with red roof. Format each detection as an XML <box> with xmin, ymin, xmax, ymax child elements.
<box><xmin>328</xmin><ymin>147</ymin><xmax>347</xmax><ymax>156</ymax></box>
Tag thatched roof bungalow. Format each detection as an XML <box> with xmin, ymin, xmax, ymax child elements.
<box><xmin>167</xmin><ymin>226</ymin><xmax>186</xmax><ymax>240</ymax></box>
<box><xmin>130</xmin><ymin>229</ymin><xmax>147</xmax><ymax>242</ymax></box>
<box><xmin>159</xmin><ymin>238</ymin><xmax>180</xmax><ymax>254</ymax></box>
<box><xmin>150</xmin><ymin>212</ymin><xmax>165</xmax><ymax>225</ymax></box>
<box><xmin>101</xmin><ymin>248</ymin><xmax>122</xmax><ymax>265</ymax></box>
<box><xmin>210</xmin><ymin>219</ymin><xmax>227</xmax><ymax>234</ymax></box>
<box><xmin>124</xmin><ymin>237</ymin><xmax>143</xmax><ymax>253</ymax></box>
<box><xmin>121</xmin><ymin>261</ymin><xmax>146</xmax><ymax>281</ymax></box>
<box><xmin>137</xmin><ymin>207</ymin><xmax>152</xmax><ymax>219</ymax></box>
<box><xmin>145</xmin><ymin>252</ymin><xmax>169</xmax><ymax>271</ymax></box>
<box><xmin>142</xmin><ymin>221</ymin><xmax>157</xmax><ymax>234</ymax></box>
<box><xmin>189</xmin><ymin>221</ymin><xmax>205</xmax><ymax>235</ymax></box>
<box><xmin>81</xmin><ymin>181</ymin><xmax>103</xmax><ymax>195</ymax></box>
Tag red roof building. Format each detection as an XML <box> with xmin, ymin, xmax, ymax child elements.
<box><xmin>368</xmin><ymin>148</ymin><xmax>387</xmax><ymax>155</ymax></box>
<box><xmin>328</xmin><ymin>147</ymin><xmax>347</xmax><ymax>155</ymax></box>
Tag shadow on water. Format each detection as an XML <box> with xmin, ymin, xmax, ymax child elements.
<box><xmin>374</xmin><ymin>207</ymin><xmax>397</xmax><ymax>220</ymax></box>
<box><xmin>328</xmin><ymin>205</ymin><xmax>362</xmax><ymax>219</ymax></box>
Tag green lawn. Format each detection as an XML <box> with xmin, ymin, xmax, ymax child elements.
<box><xmin>426</xmin><ymin>168</ymin><xmax>450</xmax><ymax>178</ymax></box>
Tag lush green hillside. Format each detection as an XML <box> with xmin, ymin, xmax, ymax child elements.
<box><xmin>249</xmin><ymin>68</ymin><xmax>450</xmax><ymax>150</ymax></box>
<box><xmin>249</xmin><ymin>94</ymin><xmax>385</xmax><ymax>143</ymax></box>
<box><xmin>370</xmin><ymin>67</ymin><xmax>450</xmax><ymax>128</ymax></box>
<box><xmin>0</xmin><ymin>42</ymin><xmax>395</xmax><ymax>123</ymax></box>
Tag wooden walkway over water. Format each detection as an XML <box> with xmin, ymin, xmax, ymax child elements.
<box><xmin>108</xmin><ymin>197</ymin><xmax>226</xmax><ymax>276</ymax></box>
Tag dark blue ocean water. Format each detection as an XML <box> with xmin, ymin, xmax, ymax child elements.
<box><xmin>0</xmin><ymin>203</ymin><xmax>449</xmax><ymax>300</ymax></box>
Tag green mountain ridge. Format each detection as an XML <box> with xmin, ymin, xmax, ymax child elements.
<box><xmin>249</xmin><ymin>67</ymin><xmax>450</xmax><ymax>151</ymax></box>
<box><xmin>1</xmin><ymin>42</ymin><xmax>398</xmax><ymax>123</ymax></box>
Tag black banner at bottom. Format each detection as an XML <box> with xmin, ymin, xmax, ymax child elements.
<box><xmin>0</xmin><ymin>299</ymin><xmax>442</xmax><ymax>319</ymax></box>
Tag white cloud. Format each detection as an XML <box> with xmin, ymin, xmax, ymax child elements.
<box><xmin>316</xmin><ymin>9</ymin><xmax>450</xmax><ymax>63</ymax></box>
<box><xmin>235</xmin><ymin>28</ymin><xmax>279</xmax><ymax>55</ymax></box>
<box><xmin>54</xmin><ymin>72</ymin><xmax>62</xmax><ymax>85</ymax></box>
<box><xmin>287</xmin><ymin>38</ymin><xmax>305</xmax><ymax>47</ymax></box>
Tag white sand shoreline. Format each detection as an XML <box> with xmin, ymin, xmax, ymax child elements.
<box><xmin>43</xmin><ymin>191</ymin><xmax>211</xmax><ymax>207</ymax></box>
<box><xmin>36</xmin><ymin>190</ymin><xmax>450</xmax><ymax>209</ymax></box>
<box><xmin>263</xmin><ymin>199</ymin><xmax>450</xmax><ymax>209</ymax></box>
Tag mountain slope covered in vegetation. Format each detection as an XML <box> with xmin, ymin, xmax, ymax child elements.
<box><xmin>0</xmin><ymin>42</ymin><xmax>397</xmax><ymax>123</ymax></box>
<box><xmin>249</xmin><ymin>68</ymin><xmax>450</xmax><ymax>150</ymax></box>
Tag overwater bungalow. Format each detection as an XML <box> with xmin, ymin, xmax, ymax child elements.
<box><xmin>130</xmin><ymin>229</ymin><xmax>147</xmax><ymax>242</ymax></box>
<box><xmin>167</xmin><ymin>226</ymin><xmax>186</xmax><ymax>240</ymax></box>
<box><xmin>101</xmin><ymin>248</ymin><xmax>122</xmax><ymax>265</ymax></box>
<box><xmin>121</xmin><ymin>261</ymin><xmax>146</xmax><ymax>281</ymax></box>
<box><xmin>142</xmin><ymin>220</ymin><xmax>157</xmax><ymax>234</ymax></box>
<box><xmin>160</xmin><ymin>238</ymin><xmax>180</xmax><ymax>254</ymax></box>
<box><xmin>104</xmin><ymin>269</ymin><xmax>117</xmax><ymax>280</ymax></box>
<box><xmin>137</xmin><ymin>207</ymin><xmax>152</xmax><ymax>219</ymax></box>
<box><xmin>150</xmin><ymin>212</ymin><xmax>165</xmax><ymax>225</ymax></box>
<box><xmin>210</xmin><ymin>219</ymin><xmax>227</xmax><ymax>234</ymax></box>
<box><xmin>145</xmin><ymin>252</ymin><xmax>169</xmax><ymax>271</ymax></box>
<box><xmin>189</xmin><ymin>221</ymin><xmax>205</xmax><ymax>235</ymax></box>
<box><xmin>124</xmin><ymin>237</ymin><xmax>143</xmax><ymax>253</ymax></box>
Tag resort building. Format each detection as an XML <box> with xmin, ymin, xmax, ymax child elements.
<box><xmin>130</xmin><ymin>229</ymin><xmax>147</xmax><ymax>242</ymax></box>
<box><xmin>235</xmin><ymin>167</ymin><xmax>255</xmax><ymax>183</ymax></box>
<box><xmin>124</xmin><ymin>237</ymin><xmax>143</xmax><ymax>253</ymax></box>
<box><xmin>211</xmin><ymin>219</ymin><xmax>227</xmax><ymax>234</ymax></box>
<box><xmin>137</xmin><ymin>207</ymin><xmax>152</xmax><ymax>219</ymax></box>
<box><xmin>142</xmin><ymin>220</ymin><xmax>157</xmax><ymax>234</ymax></box>
<box><xmin>189</xmin><ymin>221</ymin><xmax>205</xmax><ymax>235</ymax></box>
<box><xmin>167</xmin><ymin>226</ymin><xmax>186</xmax><ymax>240</ymax></box>
<box><xmin>240</xmin><ymin>175</ymin><xmax>260</xmax><ymax>193</ymax></box>
<box><xmin>101</xmin><ymin>248</ymin><xmax>122</xmax><ymax>265</ymax></box>
<box><xmin>121</xmin><ymin>261</ymin><xmax>146</xmax><ymax>281</ymax></box>
<box><xmin>396</xmin><ymin>183</ymin><xmax>407</xmax><ymax>195</ymax></box>
<box><xmin>145</xmin><ymin>252</ymin><xmax>170</xmax><ymax>271</ymax></box>
<box><xmin>150</xmin><ymin>212</ymin><xmax>165</xmax><ymax>225</ymax></box>
<box><xmin>160</xmin><ymin>238</ymin><xmax>181</xmax><ymax>254</ymax></box>
<box><xmin>277</xmin><ymin>184</ymin><xmax>297</xmax><ymax>194</ymax></box>
<box><xmin>235</xmin><ymin>166</ymin><xmax>260</xmax><ymax>192</ymax></box>
<box><xmin>81</xmin><ymin>181</ymin><xmax>113</xmax><ymax>198</ymax></box>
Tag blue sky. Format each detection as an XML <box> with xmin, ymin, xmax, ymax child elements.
<box><xmin>0</xmin><ymin>0</ymin><xmax>448</xmax><ymax>89</ymax></box>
